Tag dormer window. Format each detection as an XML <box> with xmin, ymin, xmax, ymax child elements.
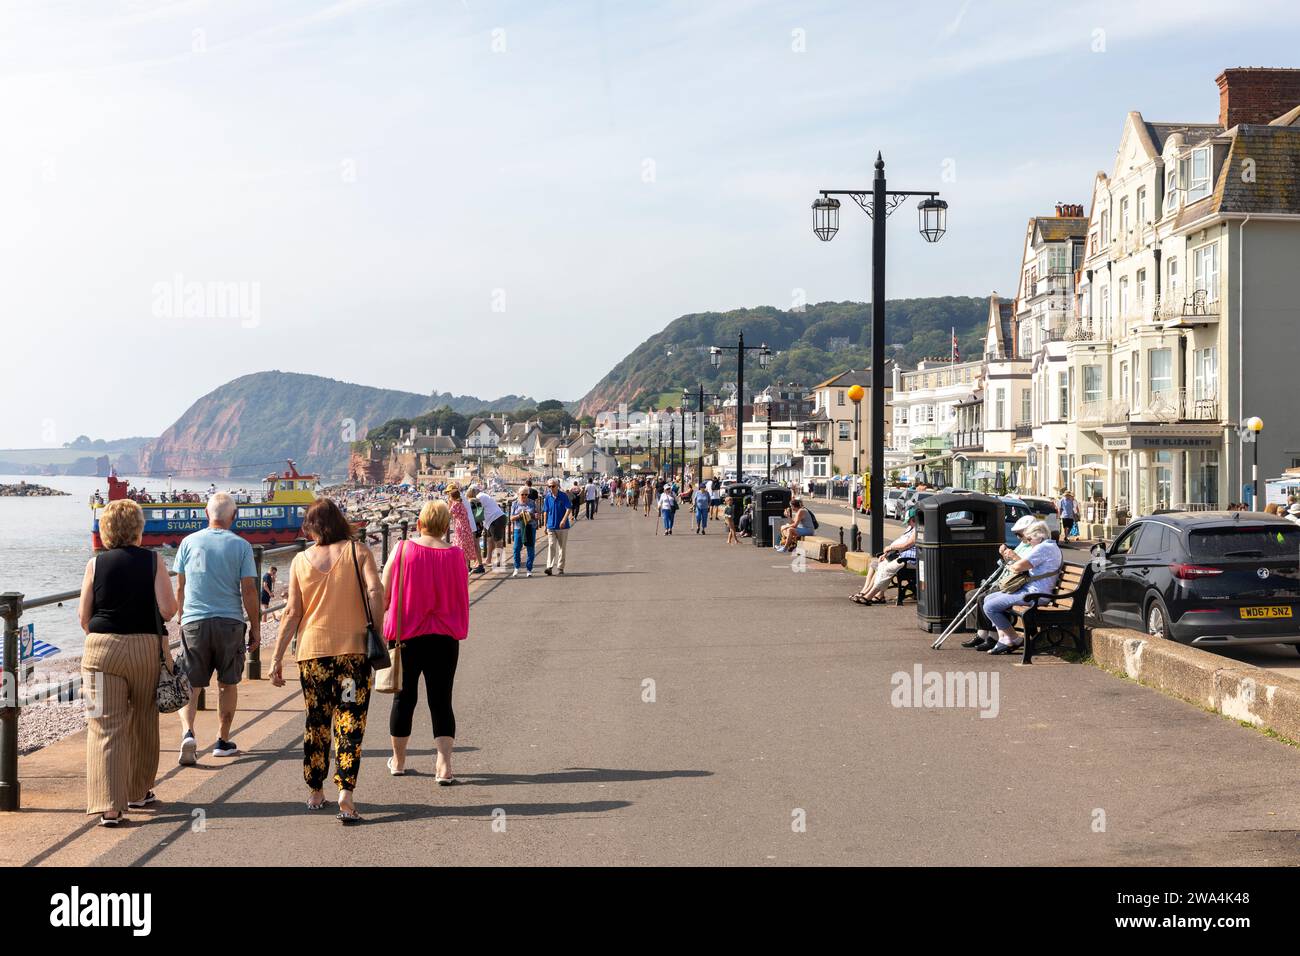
<box><xmin>1164</xmin><ymin>169</ymin><xmax>1180</xmax><ymax>215</ymax></box>
<box><xmin>1186</xmin><ymin>147</ymin><xmax>1212</xmax><ymax>203</ymax></box>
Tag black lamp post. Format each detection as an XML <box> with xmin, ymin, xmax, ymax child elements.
<box><xmin>813</xmin><ymin>153</ymin><xmax>947</xmax><ymax>554</ymax></box>
<box><xmin>765</xmin><ymin>413</ymin><xmax>773</xmax><ymax>483</ymax></box>
<box><xmin>683</xmin><ymin>386</ymin><xmax>722</xmax><ymax>488</ymax></box>
<box><xmin>710</xmin><ymin>332</ymin><xmax>771</xmax><ymax>483</ymax></box>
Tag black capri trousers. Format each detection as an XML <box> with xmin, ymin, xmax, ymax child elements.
<box><xmin>389</xmin><ymin>633</ymin><xmax>461</xmax><ymax>739</ymax></box>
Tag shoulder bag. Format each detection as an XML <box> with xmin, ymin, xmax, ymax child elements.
<box><xmin>352</xmin><ymin>539</ymin><xmax>392</xmax><ymax>671</ymax></box>
<box><xmin>374</xmin><ymin>541</ymin><xmax>405</xmax><ymax>693</ymax></box>
<box><xmin>152</xmin><ymin>551</ymin><xmax>192</xmax><ymax>714</ymax></box>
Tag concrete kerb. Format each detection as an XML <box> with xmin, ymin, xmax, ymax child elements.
<box><xmin>1090</xmin><ymin>627</ymin><xmax>1300</xmax><ymax>743</ymax></box>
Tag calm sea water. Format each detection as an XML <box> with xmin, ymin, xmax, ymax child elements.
<box><xmin>0</xmin><ymin>473</ymin><xmax>260</xmax><ymax>658</ymax></box>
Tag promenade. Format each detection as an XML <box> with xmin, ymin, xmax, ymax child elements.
<box><xmin>4</xmin><ymin>505</ymin><xmax>1300</xmax><ymax>866</ymax></box>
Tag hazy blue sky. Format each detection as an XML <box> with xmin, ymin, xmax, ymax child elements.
<box><xmin>3</xmin><ymin>0</ymin><xmax>1296</xmax><ymax>447</ymax></box>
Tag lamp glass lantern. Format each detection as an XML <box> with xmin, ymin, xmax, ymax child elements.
<box><xmin>812</xmin><ymin>196</ymin><xmax>840</xmax><ymax>242</ymax></box>
<box><xmin>758</xmin><ymin>346</ymin><xmax>771</xmax><ymax>369</ymax></box>
<box><xmin>917</xmin><ymin>197</ymin><xmax>948</xmax><ymax>243</ymax></box>
<box><xmin>709</xmin><ymin>347</ymin><xmax>721</xmax><ymax>368</ymax></box>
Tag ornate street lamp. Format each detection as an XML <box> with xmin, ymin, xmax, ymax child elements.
<box><xmin>916</xmin><ymin>197</ymin><xmax>949</xmax><ymax>243</ymax></box>
<box><xmin>812</xmin><ymin>196</ymin><xmax>841</xmax><ymax>241</ymax></box>
<box><xmin>812</xmin><ymin>153</ymin><xmax>947</xmax><ymax>553</ymax></box>
<box><xmin>709</xmin><ymin>333</ymin><xmax>772</xmax><ymax>481</ymax></box>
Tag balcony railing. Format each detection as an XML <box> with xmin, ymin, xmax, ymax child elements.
<box><xmin>1014</xmin><ymin>423</ymin><xmax>1033</xmax><ymax>440</ymax></box>
<box><xmin>951</xmin><ymin>429</ymin><xmax>983</xmax><ymax>451</ymax></box>
<box><xmin>1078</xmin><ymin>389</ymin><xmax>1220</xmax><ymax>426</ymax></box>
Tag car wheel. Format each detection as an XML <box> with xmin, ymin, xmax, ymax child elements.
<box><xmin>1146</xmin><ymin>599</ymin><xmax>1170</xmax><ymax>641</ymax></box>
<box><xmin>1084</xmin><ymin>586</ymin><xmax>1100</xmax><ymax>624</ymax></box>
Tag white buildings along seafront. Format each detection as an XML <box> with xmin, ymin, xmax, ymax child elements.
<box><xmin>883</xmin><ymin>66</ymin><xmax>1300</xmax><ymax>533</ymax></box>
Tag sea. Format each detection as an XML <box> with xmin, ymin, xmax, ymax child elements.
<box><xmin>0</xmin><ymin>473</ymin><xmax>288</xmax><ymax>659</ymax></box>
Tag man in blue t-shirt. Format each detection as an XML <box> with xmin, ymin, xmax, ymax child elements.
<box><xmin>542</xmin><ymin>478</ymin><xmax>574</xmax><ymax>576</ymax></box>
<box><xmin>172</xmin><ymin>492</ymin><xmax>259</xmax><ymax>765</ymax></box>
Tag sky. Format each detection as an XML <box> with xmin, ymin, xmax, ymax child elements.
<box><xmin>2</xmin><ymin>0</ymin><xmax>1297</xmax><ymax>448</ymax></box>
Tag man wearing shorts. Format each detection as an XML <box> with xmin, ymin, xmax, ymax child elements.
<box><xmin>173</xmin><ymin>492</ymin><xmax>259</xmax><ymax>764</ymax></box>
<box><xmin>474</xmin><ymin>486</ymin><xmax>509</xmax><ymax>570</ymax></box>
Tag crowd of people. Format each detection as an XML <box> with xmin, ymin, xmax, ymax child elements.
<box><xmin>77</xmin><ymin>489</ymin><xmax>474</xmax><ymax>826</ymax></box>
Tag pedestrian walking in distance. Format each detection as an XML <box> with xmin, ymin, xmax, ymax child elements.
<box><xmin>469</xmin><ymin>486</ymin><xmax>508</xmax><ymax>571</ymax></box>
<box><xmin>77</xmin><ymin>499</ymin><xmax>178</xmax><ymax>826</ymax></box>
<box><xmin>693</xmin><ymin>484</ymin><xmax>710</xmax><ymax>534</ymax></box>
<box><xmin>584</xmin><ymin>476</ymin><xmax>600</xmax><ymax>520</ymax></box>
<box><xmin>381</xmin><ymin>499</ymin><xmax>469</xmax><ymax>783</ymax></box>
<box><xmin>510</xmin><ymin>486</ymin><xmax>537</xmax><ymax>577</ymax></box>
<box><xmin>543</xmin><ymin>477</ymin><xmax>573</xmax><ymax>576</ymax></box>
<box><xmin>658</xmin><ymin>485</ymin><xmax>678</xmax><ymax>534</ymax></box>
<box><xmin>173</xmin><ymin>492</ymin><xmax>259</xmax><ymax>766</ymax></box>
<box><xmin>270</xmin><ymin>498</ymin><xmax>384</xmax><ymax>823</ymax></box>
<box><xmin>447</xmin><ymin>482</ymin><xmax>485</xmax><ymax>575</ymax></box>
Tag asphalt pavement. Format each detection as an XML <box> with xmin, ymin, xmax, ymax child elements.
<box><xmin>54</xmin><ymin>504</ymin><xmax>1300</xmax><ymax>865</ymax></box>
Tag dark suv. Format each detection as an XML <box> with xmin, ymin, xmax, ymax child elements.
<box><xmin>1087</xmin><ymin>512</ymin><xmax>1300</xmax><ymax>650</ymax></box>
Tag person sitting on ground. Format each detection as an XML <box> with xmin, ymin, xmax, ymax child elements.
<box><xmin>776</xmin><ymin>497</ymin><xmax>815</xmax><ymax>553</ymax></box>
<box><xmin>978</xmin><ymin>518</ymin><xmax>1062</xmax><ymax>655</ymax></box>
<box><xmin>851</xmin><ymin>508</ymin><xmax>918</xmax><ymax>605</ymax></box>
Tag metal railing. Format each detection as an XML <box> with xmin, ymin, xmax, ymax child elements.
<box><xmin>1077</xmin><ymin>389</ymin><xmax>1220</xmax><ymax>426</ymax></box>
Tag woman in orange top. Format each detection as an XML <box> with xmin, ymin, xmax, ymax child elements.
<box><xmin>270</xmin><ymin>498</ymin><xmax>383</xmax><ymax>824</ymax></box>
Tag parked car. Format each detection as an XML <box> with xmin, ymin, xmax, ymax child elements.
<box><xmin>884</xmin><ymin>488</ymin><xmax>907</xmax><ymax>519</ymax></box>
<box><xmin>1018</xmin><ymin>495</ymin><xmax>1062</xmax><ymax>541</ymax></box>
<box><xmin>1087</xmin><ymin>512</ymin><xmax>1300</xmax><ymax>650</ymax></box>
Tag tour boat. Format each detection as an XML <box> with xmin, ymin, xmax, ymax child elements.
<box><xmin>90</xmin><ymin>461</ymin><xmax>323</xmax><ymax>550</ymax></box>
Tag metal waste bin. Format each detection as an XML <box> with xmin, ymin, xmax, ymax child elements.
<box><xmin>723</xmin><ymin>481</ymin><xmax>752</xmax><ymax>535</ymax></box>
<box><xmin>916</xmin><ymin>493</ymin><xmax>1004</xmax><ymax>632</ymax></box>
<box><xmin>752</xmin><ymin>484</ymin><xmax>793</xmax><ymax>548</ymax></box>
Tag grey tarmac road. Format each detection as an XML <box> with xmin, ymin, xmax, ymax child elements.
<box><xmin>91</xmin><ymin>506</ymin><xmax>1300</xmax><ymax>866</ymax></box>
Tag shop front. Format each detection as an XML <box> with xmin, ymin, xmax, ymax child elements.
<box><xmin>1098</xmin><ymin>425</ymin><xmax>1225</xmax><ymax>527</ymax></box>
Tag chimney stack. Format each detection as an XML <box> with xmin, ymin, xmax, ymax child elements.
<box><xmin>1216</xmin><ymin>67</ymin><xmax>1300</xmax><ymax>129</ymax></box>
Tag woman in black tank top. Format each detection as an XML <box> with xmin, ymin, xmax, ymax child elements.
<box><xmin>77</xmin><ymin>499</ymin><xmax>178</xmax><ymax>826</ymax></box>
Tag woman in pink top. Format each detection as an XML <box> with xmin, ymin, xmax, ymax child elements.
<box><xmin>382</xmin><ymin>499</ymin><xmax>470</xmax><ymax>782</ymax></box>
<box><xmin>447</xmin><ymin>482</ymin><xmax>484</xmax><ymax>574</ymax></box>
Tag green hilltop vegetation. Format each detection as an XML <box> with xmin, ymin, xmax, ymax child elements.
<box><xmin>364</xmin><ymin>399</ymin><xmax>581</xmax><ymax>443</ymax></box>
<box><xmin>576</xmin><ymin>297</ymin><xmax>989</xmax><ymax>414</ymax></box>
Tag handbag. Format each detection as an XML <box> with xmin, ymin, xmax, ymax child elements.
<box><xmin>374</xmin><ymin>541</ymin><xmax>405</xmax><ymax>694</ymax></box>
<box><xmin>151</xmin><ymin>552</ymin><xmax>192</xmax><ymax>713</ymax></box>
<box><xmin>999</xmin><ymin>566</ymin><xmax>1062</xmax><ymax>594</ymax></box>
<box><xmin>351</xmin><ymin>539</ymin><xmax>391</xmax><ymax>671</ymax></box>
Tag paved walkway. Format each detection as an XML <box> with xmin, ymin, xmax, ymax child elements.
<box><xmin>4</xmin><ymin>505</ymin><xmax>1300</xmax><ymax>865</ymax></box>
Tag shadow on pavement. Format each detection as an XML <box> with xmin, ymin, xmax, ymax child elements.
<box><xmin>459</xmin><ymin>767</ymin><xmax>713</xmax><ymax>786</ymax></box>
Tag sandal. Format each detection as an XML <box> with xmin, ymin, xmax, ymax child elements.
<box><xmin>306</xmin><ymin>792</ymin><xmax>326</xmax><ymax>811</ymax></box>
<box><xmin>337</xmin><ymin>808</ymin><xmax>362</xmax><ymax>824</ymax></box>
<box><xmin>387</xmin><ymin>756</ymin><xmax>406</xmax><ymax>776</ymax></box>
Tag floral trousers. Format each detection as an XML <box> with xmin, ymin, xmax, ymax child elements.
<box><xmin>298</xmin><ymin>654</ymin><xmax>371</xmax><ymax>792</ymax></box>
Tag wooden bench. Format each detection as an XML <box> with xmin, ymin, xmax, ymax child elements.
<box><xmin>1010</xmin><ymin>561</ymin><xmax>1095</xmax><ymax>664</ymax></box>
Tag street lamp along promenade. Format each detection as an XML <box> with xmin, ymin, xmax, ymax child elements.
<box><xmin>683</xmin><ymin>386</ymin><xmax>723</xmax><ymax>488</ymax></box>
<box><xmin>812</xmin><ymin>152</ymin><xmax>947</xmax><ymax>554</ymax></box>
<box><xmin>848</xmin><ymin>383</ymin><xmax>864</xmax><ymax>552</ymax></box>
<box><xmin>1245</xmin><ymin>416</ymin><xmax>1263</xmax><ymax>509</ymax></box>
<box><xmin>709</xmin><ymin>332</ymin><xmax>772</xmax><ymax>483</ymax></box>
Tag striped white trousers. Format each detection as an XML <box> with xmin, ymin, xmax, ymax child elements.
<box><xmin>82</xmin><ymin>633</ymin><xmax>162</xmax><ymax>815</ymax></box>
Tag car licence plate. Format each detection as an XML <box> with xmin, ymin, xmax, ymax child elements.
<box><xmin>1240</xmin><ymin>606</ymin><xmax>1293</xmax><ymax>619</ymax></box>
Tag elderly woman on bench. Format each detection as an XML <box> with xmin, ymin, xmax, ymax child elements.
<box><xmin>851</xmin><ymin>508</ymin><xmax>917</xmax><ymax>605</ymax></box>
<box><xmin>978</xmin><ymin>518</ymin><xmax>1062</xmax><ymax>655</ymax></box>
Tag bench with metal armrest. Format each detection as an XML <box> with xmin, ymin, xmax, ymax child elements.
<box><xmin>1011</xmin><ymin>561</ymin><xmax>1095</xmax><ymax>664</ymax></box>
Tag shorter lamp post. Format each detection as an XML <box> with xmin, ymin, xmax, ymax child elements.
<box><xmin>848</xmin><ymin>383</ymin><xmax>865</xmax><ymax>551</ymax></box>
<box><xmin>1246</xmin><ymin>416</ymin><xmax>1264</xmax><ymax>509</ymax></box>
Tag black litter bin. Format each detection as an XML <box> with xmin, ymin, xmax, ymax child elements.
<box><xmin>723</xmin><ymin>481</ymin><xmax>753</xmax><ymax>537</ymax></box>
<box><xmin>916</xmin><ymin>493</ymin><xmax>1004</xmax><ymax>632</ymax></box>
<box><xmin>751</xmin><ymin>484</ymin><xmax>793</xmax><ymax>548</ymax></box>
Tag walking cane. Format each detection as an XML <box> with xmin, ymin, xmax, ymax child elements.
<box><xmin>931</xmin><ymin>564</ymin><xmax>1006</xmax><ymax>650</ymax></box>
